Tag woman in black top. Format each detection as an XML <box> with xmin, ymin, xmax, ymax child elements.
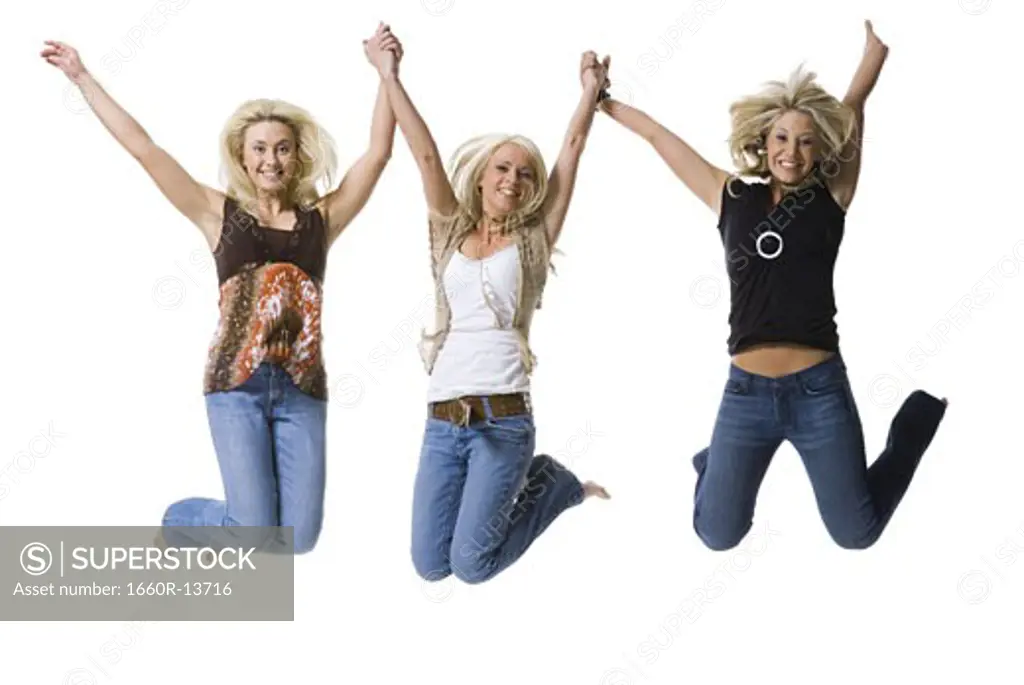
<box><xmin>601</xmin><ymin>21</ymin><xmax>947</xmax><ymax>549</ymax></box>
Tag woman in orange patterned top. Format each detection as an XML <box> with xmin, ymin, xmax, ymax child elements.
<box><xmin>41</xmin><ymin>23</ymin><xmax>404</xmax><ymax>554</ymax></box>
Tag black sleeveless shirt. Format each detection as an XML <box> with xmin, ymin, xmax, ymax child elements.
<box><xmin>716</xmin><ymin>172</ymin><xmax>845</xmax><ymax>355</ymax></box>
<box><xmin>213</xmin><ymin>196</ymin><xmax>327</xmax><ymax>285</ymax></box>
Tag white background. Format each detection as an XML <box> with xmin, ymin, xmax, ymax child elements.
<box><xmin>3</xmin><ymin>0</ymin><xmax>1021</xmax><ymax>682</ymax></box>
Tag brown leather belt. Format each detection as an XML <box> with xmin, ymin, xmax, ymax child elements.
<box><xmin>430</xmin><ymin>393</ymin><xmax>531</xmax><ymax>426</ymax></box>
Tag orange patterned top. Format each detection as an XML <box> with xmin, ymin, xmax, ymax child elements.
<box><xmin>203</xmin><ymin>197</ymin><xmax>329</xmax><ymax>400</ymax></box>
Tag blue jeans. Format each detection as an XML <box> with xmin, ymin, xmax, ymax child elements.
<box><xmin>411</xmin><ymin>404</ymin><xmax>585</xmax><ymax>584</ymax></box>
<box><xmin>162</xmin><ymin>362</ymin><xmax>327</xmax><ymax>554</ymax></box>
<box><xmin>692</xmin><ymin>354</ymin><xmax>946</xmax><ymax>550</ymax></box>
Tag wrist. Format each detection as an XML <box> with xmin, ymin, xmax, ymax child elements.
<box><xmin>73</xmin><ymin>70</ymin><xmax>94</xmax><ymax>88</ymax></box>
<box><xmin>597</xmin><ymin>97</ymin><xmax>617</xmax><ymax>116</ymax></box>
<box><xmin>864</xmin><ymin>43</ymin><xmax>889</xmax><ymax>65</ymax></box>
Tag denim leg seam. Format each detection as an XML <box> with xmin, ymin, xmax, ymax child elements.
<box><xmin>439</xmin><ymin>482</ymin><xmax>462</xmax><ymax>575</ymax></box>
<box><xmin>437</xmin><ymin>430</ymin><xmax>467</xmax><ymax>577</ymax></box>
<box><xmin>467</xmin><ymin>473</ymin><xmax>518</xmax><ymax>575</ymax></box>
<box><xmin>459</xmin><ymin>429</ymin><xmax>534</xmax><ymax>579</ymax></box>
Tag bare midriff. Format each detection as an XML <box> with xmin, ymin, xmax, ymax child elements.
<box><xmin>731</xmin><ymin>343</ymin><xmax>835</xmax><ymax>378</ymax></box>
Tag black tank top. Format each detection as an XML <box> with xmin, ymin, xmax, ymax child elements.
<box><xmin>213</xmin><ymin>196</ymin><xmax>327</xmax><ymax>285</ymax></box>
<box><xmin>716</xmin><ymin>172</ymin><xmax>845</xmax><ymax>355</ymax></box>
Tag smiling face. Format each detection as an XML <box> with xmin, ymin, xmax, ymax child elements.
<box><xmin>765</xmin><ymin>110</ymin><xmax>819</xmax><ymax>186</ymax></box>
<box><xmin>241</xmin><ymin>119</ymin><xmax>298</xmax><ymax>195</ymax></box>
<box><xmin>478</xmin><ymin>142</ymin><xmax>538</xmax><ymax>217</ymax></box>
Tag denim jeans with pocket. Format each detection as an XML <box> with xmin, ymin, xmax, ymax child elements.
<box><xmin>411</xmin><ymin>401</ymin><xmax>585</xmax><ymax>584</ymax></box>
<box><xmin>692</xmin><ymin>354</ymin><xmax>946</xmax><ymax>550</ymax></box>
<box><xmin>161</xmin><ymin>362</ymin><xmax>327</xmax><ymax>554</ymax></box>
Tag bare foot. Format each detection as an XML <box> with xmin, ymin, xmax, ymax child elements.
<box><xmin>582</xmin><ymin>481</ymin><xmax>610</xmax><ymax>500</ymax></box>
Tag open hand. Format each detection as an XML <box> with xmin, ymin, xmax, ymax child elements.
<box><xmin>41</xmin><ymin>40</ymin><xmax>87</xmax><ymax>83</ymax></box>
<box><xmin>364</xmin><ymin>22</ymin><xmax>403</xmax><ymax>77</ymax></box>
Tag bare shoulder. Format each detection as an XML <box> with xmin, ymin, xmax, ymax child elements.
<box><xmin>713</xmin><ymin>173</ymin><xmax>747</xmax><ymax>215</ymax></box>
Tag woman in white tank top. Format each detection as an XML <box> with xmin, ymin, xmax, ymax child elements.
<box><xmin>377</xmin><ymin>31</ymin><xmax>611</xmax><ymax>585</ymax></box>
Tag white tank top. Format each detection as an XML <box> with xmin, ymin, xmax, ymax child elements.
<box><xmin>426</xmin><ymin>244</ymin><xmax>530</xmax><ymax>402</ymax></box>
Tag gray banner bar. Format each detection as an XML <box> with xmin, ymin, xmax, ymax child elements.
<box><xmin>0</xmin><ymin>527</ymin><xmax>294</xmax><ymax>621</ymax></box>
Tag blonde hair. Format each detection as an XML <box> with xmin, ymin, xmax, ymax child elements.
<box><xmin>218</xmin><ymin>99</ymin><xmax>338</xmax><ymax>215</ymax></box>
<box><xmin>437</xmin><ymin>133</ymin><xmax>549</xmax><ymax>234</ymax></box>
<box><xmin>727</xmin><ymin>65</ymin><xmax>856</xmax><ymax>184</ymax></box>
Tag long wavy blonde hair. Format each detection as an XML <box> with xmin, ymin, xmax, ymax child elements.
<box><xmin>436</xmin><ymin>133</ymin><xmax>549</xmax><ymax>235</ymax></box>
<box><xmin>218</xmin><ymin>99</ymin><xmax>338</xmax><ymax>215</ymax></box>
<box><xmin>727</xmin><ymin>65</ymin><xmax>856</xmax><ymax>184</ymax></box>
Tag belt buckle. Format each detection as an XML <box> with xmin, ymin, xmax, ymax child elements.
<box><xmin>457</xmin><ymin>398</ymin><xmax>472</xmax><ymax>427</ymax></box>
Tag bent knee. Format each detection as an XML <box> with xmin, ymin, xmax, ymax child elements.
<box><xmin>292</xmin><ymin>535</ymin><xmax>320</xmax><ymax>555</ymax></box>
<box><xmin>411</xmin><ymin>544</ymin><xmax>452</xmax><ymax>581</ymax></box>
<box><xmin>447</xmin><ymin>542</ymin><xmax>498</xmax><ymax>584</ymax></box>
<box><xmin>829</xmin><ymin>530</ymin><xmax>878</xmax><ymax>550</ymax></box>
<box><xmin>693</xmin><ymin>512</ymin><xmax>750</xmax><ymax>552</ymax></box>
<box><xmin>412</xmin><ymin>556</ymin><xmax>452</xmax><ymax>582</ymax></box>
<box><xmin>821</xmin><ymin>514</ymin><xmax>881</xmax><ymax>550</ymax></box>
<box><xmin>697</xmin><ymin>531</ymin><xmax>746</xmax><ymax>552</ymax></box>
<box><xmin>450</xmin><ymin>562</ymin><xmax>494</xmax><ymax>585</ymax></box>
<box><xmin>290</xmin><ymin>523</ymin><xmax>323</xmax><ymax>555</ymax></box>
<box><xmin>415</xmin><ymin>565</ymin><xmax>453</xmax><ymax>582</ymax></box>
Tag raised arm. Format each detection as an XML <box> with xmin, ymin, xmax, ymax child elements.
<box><xmin>375</xmin><ymin>32</ymin><xmax>457</xmax><ymax>220</ymax></box>
<box><xmin>600</xmin><ymin>94</ymin><xmax>730</xmax><ymax>215</ymax></box>
<box><xmin>319</xmin><ymin>24</ymin><xmax>399</xmax><ymax>247</ymax></box>
<box><xmin>829</xmin><ymin>20</ymin><xmax>889</xmax><ymax>211</ymax></box>
<box><xmin>41</xmin><ymin>41</ymin><xmax>224</xmax><ymax>248</ymax></box>
<box><xmin>539</xmin><ymin>52</ymin><xmax>607</xmax><ymax>246</ymax></box>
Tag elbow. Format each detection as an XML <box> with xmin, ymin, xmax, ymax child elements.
<box><xmin>563</xmin><ymin>132</ymin><xmax>588</xmax><ymax>159</ymax></box>
<box><xmin>639</xmin><ymin>118</ymin><xmax>662</xmax><ymax>146</ymax></box>
<box><xmin>415</xmin><ymin>150</ymin><xmax>440</xmax><ymax>172</ymax></box>
<box><xmin>371</xmin><ymin>144</ymin><xmax>393</xmax><ymax>166</ymax></box>
<box><xmin>374</xmin><ymin>130</ymin><xmax>396</xmax><ymax>162</ymax></box>
<box><xmin>131</xmin><ymin>139</ymin><xmax>159</xmax><ymax>164</ymax></box>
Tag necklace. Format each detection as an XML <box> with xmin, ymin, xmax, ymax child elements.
<box><xmin>463</xmin><ymin>217</ymin><xmax>512</xmax><ymax>259</ymax></box>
